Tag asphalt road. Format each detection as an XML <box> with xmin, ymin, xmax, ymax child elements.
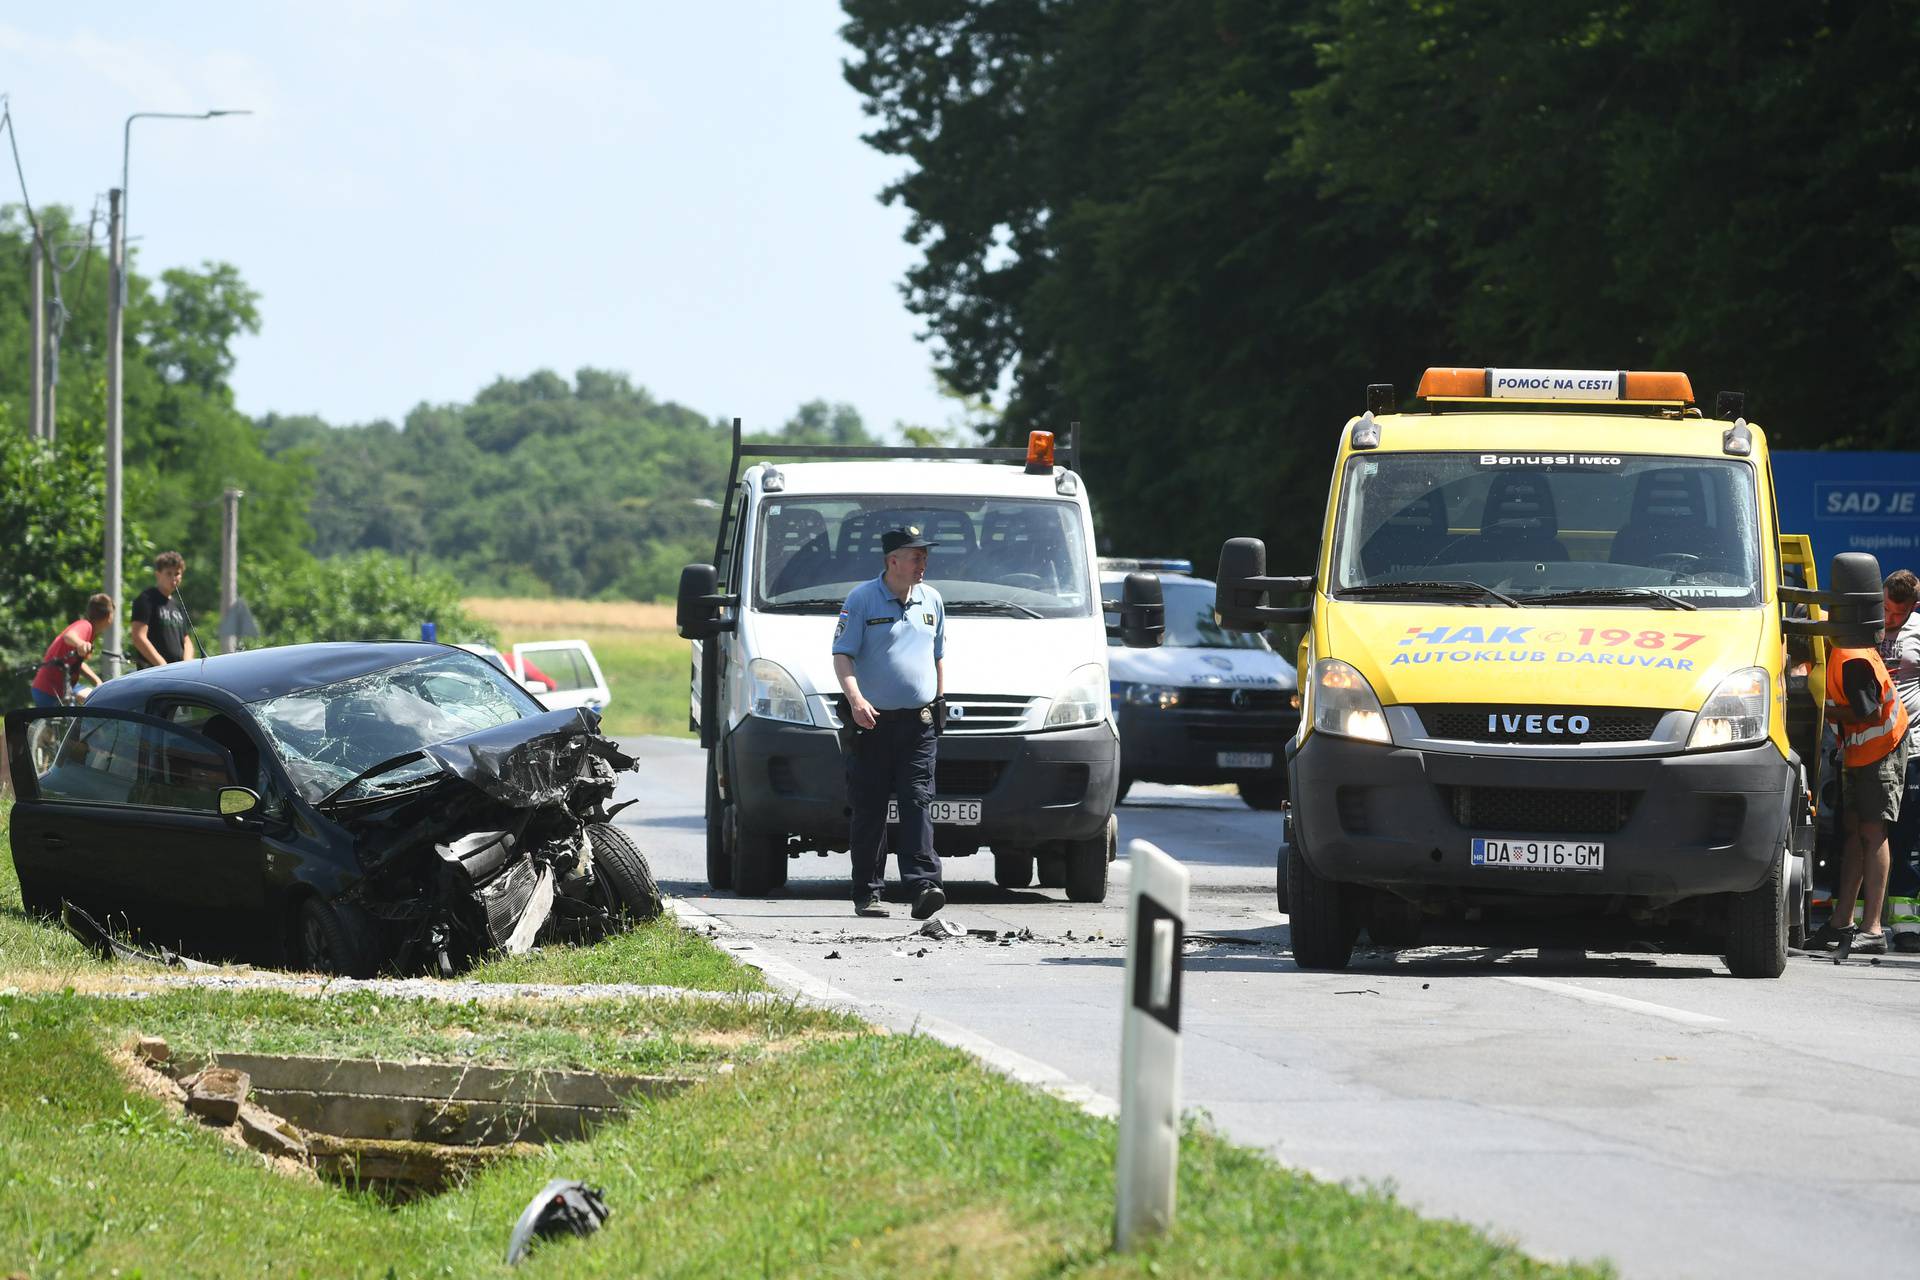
<box><xmin>613</xmin><ymin>735</ymin><xmax>1920</xmax><ymax>1279</ymax></box>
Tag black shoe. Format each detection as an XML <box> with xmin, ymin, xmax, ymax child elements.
<box><xmin>911</xmin><ymin>884</ymin><xmax>947</xmax><ymax>920</ymax></box>
<box><xmin>854</xmin><ymin>897</ymin><xmax>890</xmax><ymax>918</ymax></box>
<box><xmin>1803</xmin><ymin>921</ymin><xmax>1849</xmax><ymax>951</ymax></box>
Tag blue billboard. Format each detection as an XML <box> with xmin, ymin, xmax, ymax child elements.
<box><xmin>1773</xmin><ymin>451</ymin><xmax>1920</xmax><ymax>578</ymax></box>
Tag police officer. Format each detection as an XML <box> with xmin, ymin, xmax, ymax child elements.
<box><xmin>832</xmin><ymin>526</ymin><xmax>948</xmax><ymax>919</ymax></box>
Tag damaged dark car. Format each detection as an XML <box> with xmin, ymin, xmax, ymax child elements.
<box><xmin>4</xmin><ymin>642</ymin><xmax>661</xmax><ymax>976</ymax></box>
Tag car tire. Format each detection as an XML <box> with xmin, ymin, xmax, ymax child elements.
<box><xmin>705</xmin><ymin>752</ymin><xmax>733</xmax><ymax>891</ymax></box>
<box><xmin>731</xmin><ymin>813</ymin><xmax>787</xmax><ymax>897</ymax></box>
<box><xmin>295</xmin><ymin>897</ymin><xmax>381</xmax><ymax>978</ymax></box>
<box><xmin>1725</xmin><ymin>837</ymin><xmax>1789</xmax><ymax>979</ymax></box>
<box><xmin>588</xmin><ymin>822</ymin><xmax>662</xmax><ymax>923</ymax></box>
<box><xmin>1274</xmin><ymin>844</ymin><xmax>1290</xmax><ymax>914</ymax></box>
<box><xmin>994</xmin><ymin>849</ymin><xmax>1035</xmax><ymax>890</ymax></box>
<box><xmin>1239</xmin><ymin>777</ymin><xmax>1288</xmax><ymax>811</ymax></box>
<box><xmin>1037</xmin><ymin>852</ymin><xmax>1067</xmax><ymax>888</ymax></box>
<box><xmin>1115</xmin><ymin>775</ymin><xmax>1134</xmax><ymax>804</ymax></box>
<box><xmin>1064</xmin><ymin>815</ymin><xmax>1116</xmax><ymax>904</ymax></box>
<box><xmin>1287</xmin><ymin>845</ymin><xmax>1357</xmax><ymax>970</ymax></box>
<box><xmin>1366</xmin><ymin>893</ymin><xmax>1424</xmax><ymax>950</ymax></box>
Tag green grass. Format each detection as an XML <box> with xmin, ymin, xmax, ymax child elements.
<box><xmin>0</xmin><ymin>990</ymin><xmax>1610</xmax><ymax>1279</ymax></box>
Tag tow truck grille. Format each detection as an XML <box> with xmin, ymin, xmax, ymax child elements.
<box><xmin>1417</xmin><ymin>705</ymin><xmax>1663</xmax><ymax>744</ymax></box>
<box><xmin>1445</xmin><ymin>786</ymin><xmax>1638</xmax><ymax>834</ymax></box>
<box><xmin>941</xmin><ymin>694</ymin><xmax>1033</xmax><ymax>734</ymax></box>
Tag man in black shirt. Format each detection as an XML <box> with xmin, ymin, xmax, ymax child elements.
<box><xmin>130</xmin><ymin>550</ymin><xmax>195</xmax><ymax>668</ymax></box>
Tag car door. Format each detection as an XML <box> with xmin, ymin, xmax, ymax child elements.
<box><xmin>512</xmin><ymin>640</ymin><xmax>611</xmax><ymax>711</ymax></box>
<box><xmin>4</xmin><ymin>706</ymin><xmax>266</xmax><ymax>956</ymax></box>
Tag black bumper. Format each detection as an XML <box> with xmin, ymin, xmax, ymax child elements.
<box><xmin>1291</xmin><ymin>732</ymin><xmax>1794</xmax><ymax>901</ymax></box>
<box><xmin>1116</xmin><ymin>705</ymin><xmax>1299</xmax><ymax>785</ymax></box>
<box><xmin>725</xmin><ymin>716</ymin><xmax>1118</xmax><ymax>849</ymax></box>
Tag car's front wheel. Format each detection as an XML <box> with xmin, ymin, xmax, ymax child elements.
<box><xmin>295</xmin><ymin>897</ymin><xmax>380</xmax><ymax>978</ymax></box>
<box><xmin>589</xmin><ymin>822</ymin><xmax>662</xmax><ymax>923</ymax></box>
<box><xmin>1064</xmin><ymin>815</ymin><xmax>1116</xmax><ymax>903</ymax></box>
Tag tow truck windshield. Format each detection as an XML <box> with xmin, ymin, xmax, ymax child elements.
<box><xmin>1332</xmin><ymin>453</ymin><xmax>1762</xmax><ymax>608</ymax></box>
<box><xmin>754</xmin><ymin>495</ymin><xmax>1092</xmax><ymax>618</ymax></box>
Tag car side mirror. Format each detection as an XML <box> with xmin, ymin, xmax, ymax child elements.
<box><xmin>1104</xmin><ymin>572</ymin><xmax>1165</xmax><ymax>648</ymax></box>
<box><xmin>1216</xmin><ymin>537</ymin><xmax>1313</xmax><ymax>630</ymax></box>
<box><xmin>1781</xmin><ymin>551</ymin><xmax>1886</xmax><ymax>647</ymax></box>
<box><xmin>218</xmin><ymin>786</ymin><xmax>262</xmax><ymax>824</ymax></box>
<box><xmin>676</xmin><ymin>564</ymin><xmax>736</xmax><ymax>639</ymax></box>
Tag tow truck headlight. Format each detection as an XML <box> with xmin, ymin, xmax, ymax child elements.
<box><xmin>1119</xmin><ymin>682</ymin><xmax>1182</xmax><ymax>710</ymax></box>
<box><xmin>1687</xmin><ymin>666</ymin><xmax>1769</xmax><ymax>750</ymax></box>
<box><xmin>746</xmin><ymin>658</ymin><xmax>812</xmax><ymax>726</ymax></box>
<box><xmin>1312</xmin><ymin>659</ymin><xmax>1391</xmax><ymax>744</ymax></box>
<box><xmin>1046</xmin><ymin>663</ymin><xmax>1110</xmax><ymax>727</ymax></box>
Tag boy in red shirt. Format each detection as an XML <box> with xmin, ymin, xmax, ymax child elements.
<box><xmin>29</xmin><ymin>594</ymin><xmax>114</xmax><ymax>708</ymax></box>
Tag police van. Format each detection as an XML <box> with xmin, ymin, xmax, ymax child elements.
<box><xmin>1215</xmin><ymin>368</ymin><xmax>1886</xmax><ymax>977</ymax></box>
<box><xmin>1100</xmin><ymin>558</ymin><xmax>1298</xmax><ymax>807</ymax></box>
<box><xmin>677</xmin><ymin>423</ymin><xmax>1164</xmax><ymax>902</ymax></box>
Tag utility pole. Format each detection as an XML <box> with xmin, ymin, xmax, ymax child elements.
<box><xmin>105</xmin><ymin>187</ymin><xmax>125</xmax><ymax>677</ymax></box>
<box><xmin>29</xmin><ymin>237</ymin><xmax>45</xmax><ymax>441</ymax></box>
<box><xmin>220</xmin><ymin>488</ymin><xmax>243</xmax><ymax>653</ymax></box>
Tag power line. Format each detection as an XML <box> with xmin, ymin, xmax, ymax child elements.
<box><xmin>0</xmin><ymin>96</ymin><xmax>51</xmax><ymax>256</ymax></box>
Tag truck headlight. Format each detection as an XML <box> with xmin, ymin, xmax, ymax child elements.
<box><xmin>1046</xmin><ymin>663</ymin><xmax>1110</xmax><ymax>727</ymax></box>
<box><xmin>746</xmin><ymin>658</ymin><xmax>812</xmax><ymax>726</ymax></box>
<box><xmin>1120</xmin><ymin>682</ymin><xmax>1182</xmax><ymax>710</ymax></box>
<box><xmin>1687</xmin><ymin>666</ymin><xmax>1769</xmax><ymax>750</ymax></box>
<box><xmin>1312</xmin><ymin>659</ymin><xmax>1391</xmax><ymax>744</ymax></box>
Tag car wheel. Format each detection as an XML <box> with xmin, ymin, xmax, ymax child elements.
<box><xmin>588</xmin><ymin>822</ymin><xmax>662</xmax><ymax>923</ymax></box>
<box><xmin>1287</xmin><ymin>845</ymin><xmax>1357</xmax><ymax>970</ymax></box>
<box><xmin>1064</xmin><ymin>815</ymin><xmax>1116</xmax><ymax>904</ymax></box>
<box><xmin>731</xmin><ymin>814</ymin><xmax>787</xmax><ymax>897</ymax></box>
<box><xmin>994</xmin><ymin>849</ymin><xmax>1034</xmax><ymax>890</ymax></box>
<box><xmin>1239</xmin><ymin>777</ymin><xmax>1288</xmax><ymax>810</ymax></box>
<box><xmin>1274</xmin><ymin>843</ymin><xmax>1290</xmax><ymax>914</ymax></box>
<box><xmin>1115</xmin><ymin>775</ymin><xmax>1133</xmax><ymax>804</ymax></box>
<box><xmin>705</xmin><ymin>752</ymin><xmax>733</xmax><ymax>891</ymax></box>
<box><xmin>295</xmin><ymin>897</ymin><xmax>380</xmax><ymax>978</ymax></box>
<box><xmin>1725</xmin><ymin>835</ymin><xmax>1789</xmax><ymax>979</ymax></box>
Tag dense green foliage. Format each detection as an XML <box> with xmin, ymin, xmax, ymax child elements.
<box><xmin>243</xmin><ymin>550</ymin><xmax>489</xmax><ymax>648</ymax></box>
<box><xmin>841</xmin><ymin>0</ymin><xmax>1920</xmax><ymax>565</ymax></box>
<box><xmin>272</xmin><ymin>381</ymin><xmax>884</xmax><ymax>600</ymax></box>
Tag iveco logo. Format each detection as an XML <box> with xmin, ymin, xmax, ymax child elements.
<box><xmin>1491</xmin><ymin>713</ymin><xmax>1590</xmax><ymax>735</ymax></box>
<box><xmin>1231</xmin><ymin>689</ymin><xmax>1250</xmax><ymax>710</ymax></box>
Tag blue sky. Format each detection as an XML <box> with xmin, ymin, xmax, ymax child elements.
<box><xmin>2</xmin><ymin>2</ymin><xmax>955</xmax><ymax>436</ymax></box>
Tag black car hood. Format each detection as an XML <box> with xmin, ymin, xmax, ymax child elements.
<box><xmin>417</xmin><ymin>707</ymin><xmax>636</xmax><ymax>809</ymax></box>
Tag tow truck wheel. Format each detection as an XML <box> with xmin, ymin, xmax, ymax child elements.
<box><xmin>705</xmin><ymin>753</ymin><xmax>733</xmax><ymax>891</ymax></box>
<box><xmin>731</xmin><ymin>814</ymin><xmax>787</xmax><ymax>897</ymax></box>
<box><xmin>1064</xmin><ymin>815</ymin><xmax>1117</xmax><ymax>903</ymax></box>
<box><xmin>994</xmin><ymin>850</ymin><xmax>1035</xmax><ymax>889</ymax></box>
<box><xmin>295</xmin><ymin>898</ymin><xmax>380</xmax><ymax>979</ymax></box>
<box><xmin>1239</xmin><ymin>778</ymin><xmax>1288</xmax><ymax>811</ymax></box>
<box><xmin>1724</xmin><ymin>836</ymin><xmax>1790</xmax><ymax>979</ymax></box>
<box><xmin>588</xmin><ymin>823</ymin><xmax>662</xmax><ymax>923</ymax></box>
<box><xmin>1286</xmin><ymin>846</ymin><xmax>1357</xmax><ymax>970</ymax></box>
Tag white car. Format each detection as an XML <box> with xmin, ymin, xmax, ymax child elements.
<box><xmin>455</xmin><ymin>640</ymin><xmax>611</xmax><ymax>714</ymax></box>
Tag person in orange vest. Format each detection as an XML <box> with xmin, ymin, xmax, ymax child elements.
<box><xmin>1808</xmin><ymin>636</ymin><xmax>1913</xmax><ymax>953</ymax></box>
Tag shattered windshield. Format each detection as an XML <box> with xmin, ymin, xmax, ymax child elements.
<box><xmin>251</xmin><ymin>652</ymin><xmax>538</xmax><ymax>804</ymax></box>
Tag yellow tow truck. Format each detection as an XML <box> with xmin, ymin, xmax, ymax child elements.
<box><xmin>1216</xmin><ymin>368</ymin><xmax>1887</xmax><ymax>977</ymax></box>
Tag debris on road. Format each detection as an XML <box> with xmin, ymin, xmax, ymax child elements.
<box><xmin>918</xmin><ymin>918</ymin><xmax>965</xmax><ymax>940</ymax></box>
<box><xmin>824</xmin><ymin>950</ymin><xmax>842</xmax><ymax>960</ymax></box>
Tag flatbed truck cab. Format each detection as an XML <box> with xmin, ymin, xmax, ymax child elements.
<box><xmin>1216</xmin><ymin>368</ymin><xmax>1889</xmax><ymax>977</ymax></box>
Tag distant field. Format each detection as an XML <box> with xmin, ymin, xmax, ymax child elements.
<box><xmin>465</xmin><ymin>596</ymin><xmax>691</xmax><ymax>740</ymax></box>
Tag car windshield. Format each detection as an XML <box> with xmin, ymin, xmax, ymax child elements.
<box><xmin>1331</xmin><ymin>452</ymin><xmax>1763</xmax><ymax>608</ymax></box>
<box><xmin>1108</xmin><ymin>580</ymin><xmax>1269</xmax><ymax>649</ymax></box>
<box><xmin>753</xmin><ymin>494</ymin><xmax>1092</xmax><ymax>617</ymax></box>
<box><xmin>251</xmin><ymin>651</ymin><xmax>538</xmax><ymax>804</ymax></box>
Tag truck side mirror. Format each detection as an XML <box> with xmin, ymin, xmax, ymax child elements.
<box><xmin>1215</xmin><ymin>538</ymin><xmax>1313</xmax><ymax>631</ymax></box>
<box><xmin>676</xmin><ymin>564</ymin><xmax>735</xmax><ymax>639</ymax></box>
<box><xmin>1105</xmin><ymin>572</ymin><xmax>1165</xmax><ymax>648</ymax></box>
<box><xmin>1780</xmin><ymin>551</ymin><xmax>1886</xmax><ymax>647</ymax></box>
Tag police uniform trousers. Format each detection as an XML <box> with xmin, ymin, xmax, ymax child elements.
<box><xmin>844</xmin><ymin>707</ymin><xmax>941</xmax><ymax>904</ymax></box>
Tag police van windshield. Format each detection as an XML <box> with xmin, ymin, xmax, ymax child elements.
<box><xmin>754</xmin><ymin>496</ymin><xmax>1092</xmax><ymax>617</ymax></box>
<box><xmin>1331</xmin><ymin>453</ymin><xmax>1762</xmax><ymax>608</ymax></box>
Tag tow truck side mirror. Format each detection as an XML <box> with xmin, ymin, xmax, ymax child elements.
<box><xmin>676</xmin><ymin>564</ymin><xmax>737</xmax><ymax>639</ymax></box>
<box><xmin>1104</xmin><ymin>572</ymin><xmax>1165</xmax><ymax>648</ymax></box>
<box><xmin>1216</xmin><ymin>537</ymin><xmax>1313</xmax><ymax>631</ymax></box>
<box><xmin>1781</xmin><ymin>552</ymin><xmax>1886</xmax><ymax>648</ymax></box>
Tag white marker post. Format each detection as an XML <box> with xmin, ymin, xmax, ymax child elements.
<box><xmin>1115</xmin><ymin>837</ymin><xmax>1189</xmax><ymax>1251</ymax></box>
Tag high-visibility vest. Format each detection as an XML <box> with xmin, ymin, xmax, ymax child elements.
<box><xmin>1827</xmin><ymin>646</ymin><xmax>1910</xmax><ymax>768</ymax></box>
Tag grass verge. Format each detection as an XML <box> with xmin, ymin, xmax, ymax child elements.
<box><xmin>0</xmin><ymin>989</ymin><xmax>1609</xmax><ymax>1279</ymax></box>
<box><xmin>464</xmin><ymin>597</ymin><xmax>693</xmax><ymax>740</ymax></box>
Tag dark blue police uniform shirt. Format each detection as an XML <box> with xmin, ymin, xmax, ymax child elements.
<box><xmin>832</xmin><ymin>576</ymin><xmax>946</xmax><ymax>710</ymax></box>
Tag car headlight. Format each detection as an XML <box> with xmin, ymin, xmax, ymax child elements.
<box><xmin>746</xmin><ymin>658</ymin><xmax>812</xmax><ymax>726</ymax></box>
<box><xmin>1687</xmin><ymin>666</ymin><xmax>1769</xmax><ymax>750</ymax></box>
<box><xmin>1119</xmin><ymin>682</ymin><xmax>1182</xmax><ymax>710</ymax></box>
<box><xmin>1312</xmin><ymin>659</ymin><xmax>1391</xmax><ymax>744</ymax></box>
<box><xmin>1046</xmin><ymin>663</ymin><xmax>1110</xmax><ymax>727</ymax></box>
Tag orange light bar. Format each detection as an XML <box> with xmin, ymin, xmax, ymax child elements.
<box><xmin>1416</xmin><ymin>367</ymin><xmax>1488</xmax><ymax>398</ymax></box>
<box><xmin>1026</xmin><ymin>430</ymin><xmax>1056</xmax><ymax>469</ymax></box>
<box><xmin>1621</xmin><ymin>371</ymin><xmax>1695</xmax><ymax>402</ymax></box>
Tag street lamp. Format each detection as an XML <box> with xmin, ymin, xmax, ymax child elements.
<box><xmin>105</xmin><ymin>108</ymin><xmax>252</xmax><ymax>675</ymax></box>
